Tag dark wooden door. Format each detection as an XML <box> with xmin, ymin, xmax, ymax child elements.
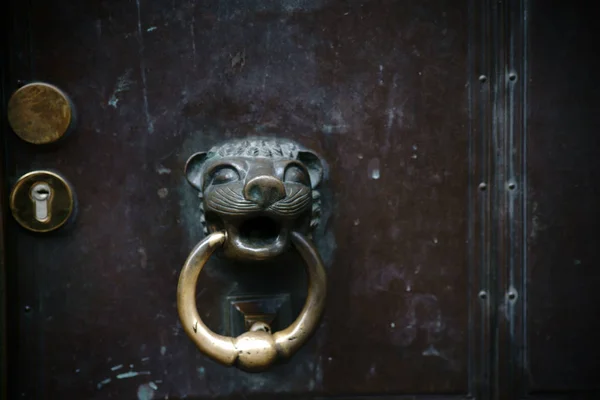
<box><xmin>1</xmin><ymin>1</ymin><xmax>598</xmax><ymax>399</ymax></box>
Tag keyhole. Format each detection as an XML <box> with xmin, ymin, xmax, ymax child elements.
<box><xmin>31</xmin><ymin>183</ymin><xmax>52</xmax><ymax>222</ymax></box>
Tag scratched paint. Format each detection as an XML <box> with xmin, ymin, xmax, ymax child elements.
<box><xmin>117</xmin><ymin>371</ymin><xmax>151</xmax><ymax>379</ymax></box>
<box><xmin>108</xmin><ymin>69</ymin><xmax>133</xmax><ymax>108</ymax></box>
<box><xmin>137</xmin><ymin>383</ymin><xmax>156</xmax><ymax>400</ymax></box>
<box><xmin>134</xmin><ymin>0</ymin><xmax>154</xmax><ymax>133</ymax></box>
<box><xmin>97</xmin><ymin>378</ymin><xmax>111</xmax><ymax>389</ymax></box>
<box><xmin>368</xmin><ymin>158</ymin><xmax>381</xmax><ymax>180</ymax></box>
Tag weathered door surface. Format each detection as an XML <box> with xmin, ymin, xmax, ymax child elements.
<box><xmin>1</xmin><ymin>1</ymin><xmax>599</xmax><ymax>399</ymax></box>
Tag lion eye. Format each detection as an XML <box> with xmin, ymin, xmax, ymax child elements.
<box><xmin>211</xmin><ymin>166</ymin><xmax>240</xmax><ymax>185</ymax></box>
<box><xmin>284</xmin><ymin>165</ymin><xmax>309</xmax><ymax>185</ymax></box>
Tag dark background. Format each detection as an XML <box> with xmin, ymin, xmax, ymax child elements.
<box><xmin>1</xmin><ymin>0</ymin><xmax>599</xmax><ymax>399</ymax></box>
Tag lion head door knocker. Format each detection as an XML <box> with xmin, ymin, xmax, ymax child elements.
<box><xmin>176</xmin><ymin>138</ymin><xmax>327</xmax><ymax>372</ymax></box>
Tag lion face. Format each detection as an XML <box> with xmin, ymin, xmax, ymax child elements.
<box><xmin>185</xmin><ymin>138</ymin><xmax>323</xmax><ymax>261</ymax></box>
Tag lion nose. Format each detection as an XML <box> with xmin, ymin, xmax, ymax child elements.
<box><xmin>243</xmin><ymin>176</ymin><xmax>286</xmax><ymax>207</ymax></box>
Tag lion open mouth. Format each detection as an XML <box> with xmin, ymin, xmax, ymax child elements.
<box><xmin>216</xmin><ymin>214</ymin><xmax>289</xmax><ymax>261</ymax></box>
<box><xmin>238</xmin><ymin>216</ymin><xmax>282</xmax><ymax>247</ymax></box>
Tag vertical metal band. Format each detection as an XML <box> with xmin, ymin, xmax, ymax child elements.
<box><xmin>497</xmin><ymin>0</ymin><xmax>529</xmax><ymax>398</ymax></box>
<box><xmin>469</xmin><ymin>0</ymin><xmax>528</xmax><ymax>399</ymax></box>
<box><xmin>468</xmin><ymin>0</ymin><xmax>494</xmax><ymax>397</ymax></box>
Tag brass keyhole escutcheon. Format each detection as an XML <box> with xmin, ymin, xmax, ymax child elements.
<box><xmin>10</xmin><ymin>171</ymin><xmax>76</xmax><ymax>233</ymax></box>
<box><xmin>7</xmin><ymin>82</ymin><xmax>75</xmax><ymax>144</ymax></box>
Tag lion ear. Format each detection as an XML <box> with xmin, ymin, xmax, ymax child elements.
<box><xmin>185</xmin><ymin>152</ymin><xmax>209</xmax><ymax>191</ymax></box>
<box><xmin>298</xmin><ymin>150</ymin><xmax>324</xmax><ymax>189</ymax></box>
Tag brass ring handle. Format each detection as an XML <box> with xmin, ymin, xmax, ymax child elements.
<box><xmin>177</xmin><ymin>231</ymin><xmax>327</xmax><ymax>372</ymax></box>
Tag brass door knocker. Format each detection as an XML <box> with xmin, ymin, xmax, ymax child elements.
<box><xmin>177</xmin><ymin>138</ymin><xmax>327</xmax><ymax>372</ymax></box>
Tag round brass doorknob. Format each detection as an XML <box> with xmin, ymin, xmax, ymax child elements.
<box><xmin>177</xmin><ymin>231</ymin><xmax>327</xmax><ymax>372</ymax></box>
